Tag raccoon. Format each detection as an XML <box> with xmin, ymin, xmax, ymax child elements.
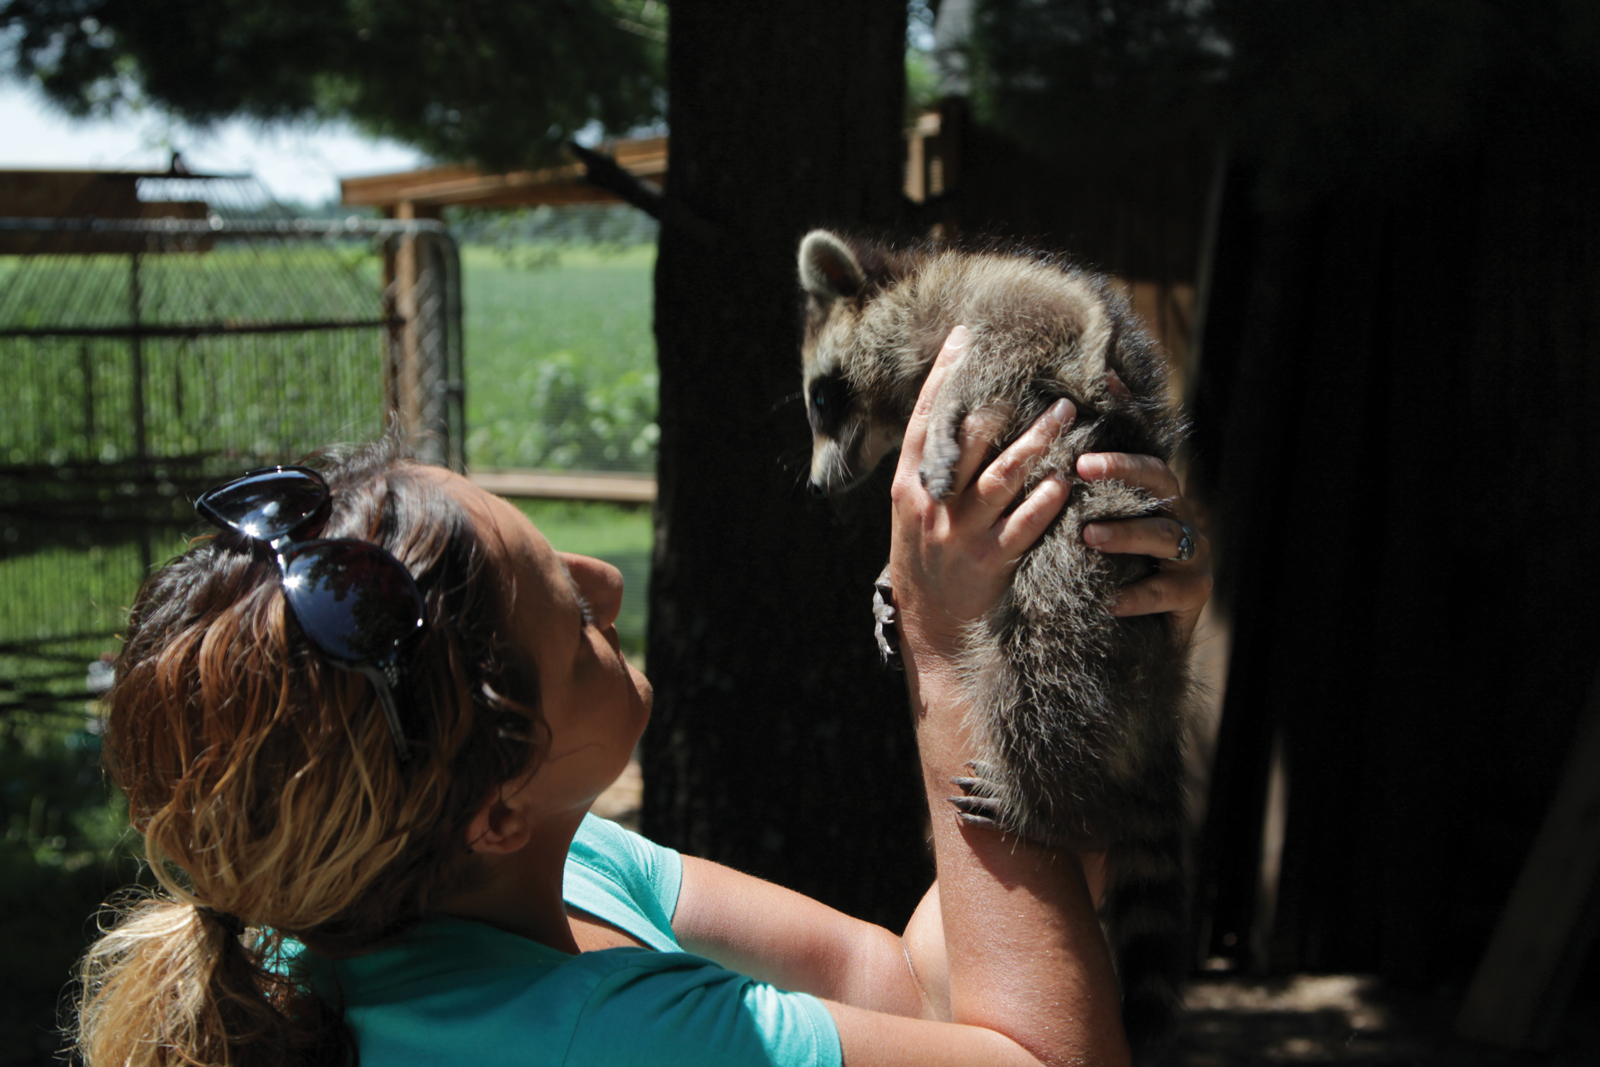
<box><xmin>797</xmin><ymin>229</ymin><xmax>1192</xmax><ymax>1051</ymax></box>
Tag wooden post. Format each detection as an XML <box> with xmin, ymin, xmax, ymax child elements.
<box><xmin>391</xmin><ymin>201</ymin><xmax>426</xmax><ymax>450</ymax></box>
<box><xmin>1456</xmin><ymin>657</ymin><xmax>1600</xmax><ymax>1049</ymax></box>
<box><xmin>381</xmin><ymin>200</ymin><xmax>449</xmax><ymax>456</ymax></box>
<box><xmin>905</xmin><ymin>117</ymin><xmax>927</xmax><ymax>203</ymax></box>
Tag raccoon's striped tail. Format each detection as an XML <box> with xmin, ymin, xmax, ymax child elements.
<box><xmin>1102</xmin><ymin>825</ymin><xmax>1188</xmax><ymax>1054</ymax></box>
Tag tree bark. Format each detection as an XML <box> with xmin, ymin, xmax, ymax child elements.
<box><xmin>643</xmin><ymin>0</ymin><xmax>928</xmax><ymax>927</ymax></box>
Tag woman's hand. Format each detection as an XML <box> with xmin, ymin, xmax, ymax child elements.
<box><xmin>1078</xmin><ymin>452</ymin><xmax>1212</xmax><ymax>647</ymax></box>
<box><xmin>888</xmin><ymin>326</ymin><xmax>1074</xmax><ymax>681</ymax></box>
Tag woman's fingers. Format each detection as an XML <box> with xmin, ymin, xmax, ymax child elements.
<box><xmin>1109</xmin><ymin>565</ymin><xmax>1213</xmax><ymax>621</ymax></box>
<box><xmin>1077</xmin><ymin>450</ymin><xmax>1211</xmax><ymax>643</ymax></box>
<box><xmin>1103</xmin><ymin>509</ymin><xmax>1211</xmax><ymax>647</ymax></box>
<box><xmin>1082</xmin><ymin>514</ymin><xmax>1192</xmax><ymax>559</ymax></box>
<box><xmin>1076</xmin><ymin>451</ymin><xmax>1179</xmax><ymax>499</ymax></box>
<box><xmin>994</xmin><ymin>472</ymin><xmax>1071</xmax><ymax>562</ymax></box>
<box><xmin>968</xmin><ymin>398</ymin><xmax>1075</xmax><ymax>526</ymax></box>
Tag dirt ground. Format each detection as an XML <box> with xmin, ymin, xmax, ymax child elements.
<box><xmin>1148</xmin><ymin>972</ymin><xmax>1598</xmax><ymax>1066</ymax></box>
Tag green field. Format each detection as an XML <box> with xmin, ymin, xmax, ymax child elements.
<box><xmin>461</xmin><ymin>245</ymin><xmax>657</xmax><ymax>473</ymax></box>
<box><xmin>460</xmin><ymin>242</ymin><xmax>658</xmax><ymax>659</ymax></box>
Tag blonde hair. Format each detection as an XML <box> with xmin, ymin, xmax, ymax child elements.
<box><xmin>75</xmin><ymin>442</ymin><xmax>544</xmax><ymax>1067</ymax></box>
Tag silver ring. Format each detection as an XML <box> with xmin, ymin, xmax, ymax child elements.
<box><xmin>1168</xmin><ymin>521</ymin><xmax>1199</xmax><ymax>563</ymax></box>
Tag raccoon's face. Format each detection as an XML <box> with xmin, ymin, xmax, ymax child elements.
<box><xmin>802</xmin><ymin>356</ymin><xmax>903</xmax><ymax>498</ymax></box>
<box><xmin>797</xmin><ymin>229</ymin><xmax>908</xmax><ymax>498</ymax></box>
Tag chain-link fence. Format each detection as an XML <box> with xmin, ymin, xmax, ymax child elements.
<box><xmin>1</xmin><ymin>172</ymin><xmax>463</xmax><ymax>723</ymax></box>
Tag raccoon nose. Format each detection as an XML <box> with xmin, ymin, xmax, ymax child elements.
<box><xmin>807</xmin><ymin>480</ymin><xmax>829</xmax><ymax>500</ymax></box>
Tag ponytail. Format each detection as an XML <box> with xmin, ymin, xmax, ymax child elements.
<box><xmin>75</xmin><ymin>899</ymin><xmax>343</xmax><ymax>1067</ymax></box>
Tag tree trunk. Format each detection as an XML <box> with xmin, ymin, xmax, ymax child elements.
<box><xmin>643</xmin><ymin>0</ymin><xmax>927</xmax><ymax>927</ymax></box>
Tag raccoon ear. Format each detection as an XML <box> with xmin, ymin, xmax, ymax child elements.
<box><xmin>798</xmin><ymin>230</ymin><xmax>867</xmax><ymax>303</ymax></box>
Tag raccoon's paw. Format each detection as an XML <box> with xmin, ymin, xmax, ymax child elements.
<box><xmin>918</xmin><ymin>405</ymin><xmax>969</xmax><ymax>500</ymax></box>
<box><xmin>871</xmin><ymin>564</ymin><xmax>902</xmax><ymax>672</ymax></box>
<box><xmin>950</xmin><ymin>763</ymin><xmax>1110</xmax><ymax>851</ymax></box>
<box><xmin>948</xmin><ymin>761</ymin><xmax>1009</xmax><ymax>833</ymax></box>
<box><xmin>918</xmin><ymin>453</ymin><xmax>959</xmax><ymax>500</ymax></box>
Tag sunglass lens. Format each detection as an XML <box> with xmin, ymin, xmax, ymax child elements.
<box><xmin>281</xmin><ymin>542</ymin><xmax>424</xmax><ymax>663</ymax></box>
<box><xmin>198</xmin><ymin>468</ymin><xmax>327</xmax><ymax>542</ymax></box>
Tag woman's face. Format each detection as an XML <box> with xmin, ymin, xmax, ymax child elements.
<box><xmin>437</xmin><ymin>470</ymin><xmax>651</xmax><ymax>816</ymax></box>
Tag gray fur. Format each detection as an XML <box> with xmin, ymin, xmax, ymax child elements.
<box><xmin>796</xmin><ymin>229</ymin><xmax>1192</xmax><ymax>1052</ymax></box>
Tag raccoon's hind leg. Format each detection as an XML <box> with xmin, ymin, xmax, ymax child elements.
<box><xmin>947</xmin><ymin>761</ymin><xmax>1010</xmax><ymax>833</ymax></box>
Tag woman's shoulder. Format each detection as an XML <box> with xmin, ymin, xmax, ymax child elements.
<box><xmin>568</xmin><ymin>813</ymin><xmax>676</xmax><ymax>882</ymax></box>
<box><xmin>564</xmin><ymin>815</ymin><xmax>683</xmax><ymax>951</ymax></box>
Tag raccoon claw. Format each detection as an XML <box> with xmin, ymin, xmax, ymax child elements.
<box><xmin>948</xmin><ymin>762</ymin><xmax>1008</xmax><ymax>833</ymax></box>
<box><xmin>950</xmin><ymin>762</ymin><xmax>1111</xmax><ymax>852</ymax></box>
<box><xmin>948</xmin><ymin>792</ymin><xmax>1008</xmax><ymax>833</ymax></box>
<box><xmin>872</xmin><ymin>565</ymin><xmax>903</xmax><ymax>672</ymax></box>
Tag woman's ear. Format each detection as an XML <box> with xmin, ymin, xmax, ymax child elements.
<box><xmin>464</xmin><ymin>782</ymin><xmax>535</xmax><ymax>855</ymax></box>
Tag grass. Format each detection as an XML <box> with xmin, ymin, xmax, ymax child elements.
<box><xmin>462</xmin><ymin>242</ymin><xmax>659</xmax><ymax>659</ymax></box>
<box><xmin>461</xmin><ymin>245</ymin><xmax>657</xmax><ymax>472</ymax></box>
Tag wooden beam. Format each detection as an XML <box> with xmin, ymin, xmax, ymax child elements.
<box><xmin>0</xmin><ymin>170</ymin><xmax>140</xmax><ymax>217</ymax></box>
<box><xmin>1456</xmin><ymin>657</ymin><xmax>1600</xmax><ymax>1049</ymax></box>
<box><xmin>469</xmin><ymin>469</ymin><xmax>656</xmax><ymax>504</ymax></box>
<box><xmin>0</xmin><ymin>191</ymin><xmax>212</xmax><ymax>254</ymax></box>
<box><xmin>339</xmin><ymin>137</ymin><xmax>668</xmax><ymax>211</ymax></box>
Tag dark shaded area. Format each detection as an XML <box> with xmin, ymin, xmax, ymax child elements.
<box><xmin>968</xmin><ymin>0</ymin><xmax>1226</xmax><ymax>189</ymax></box>
<box><xmin>1182</xmin><ymin>0</ymin><xmax>1600</xmax><ymax>1025</ymax></box>
<box><xmin>0</xmin><ymin>723</ymin><xmax>144</xmax><ymax>1067</ymax></box>
<box><xmin>927</xmin><ymin>97</ymin><xmax>1214</xmax><ymax>284</ymax></box>
<box><xmin>960</xmin><ymin>0</ymin><xmax>1600</xmax><ymax>1045</ymax></box>
<box><xmin>1149</xmin><ymin>964</ymin><xmax>1600</xmax><ymax>1066</ymax></box>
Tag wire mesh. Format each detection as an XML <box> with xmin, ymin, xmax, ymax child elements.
<box><xmin>0</xmin><ymin>171</ymin><xmax>464</xmax><ymax>719</ymax></box>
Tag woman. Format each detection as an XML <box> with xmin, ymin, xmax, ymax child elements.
<box><xmin>76</xmin><ymin>329</ymin><xmax>1210</xmax><ymax>1067</ymax></box>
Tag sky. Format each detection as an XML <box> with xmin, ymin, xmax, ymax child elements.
<box><xmin>0</xmin><ymin>81</ymin><xmax>427</xmax><ymax>207</ymax></box>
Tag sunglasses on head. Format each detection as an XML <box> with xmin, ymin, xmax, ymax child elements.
<box><xmin>196</xmin><ymin>465</ymin><xmax>427</xmax><ymax>761</ymax></box>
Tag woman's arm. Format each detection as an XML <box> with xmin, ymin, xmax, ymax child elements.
<box><xmin>674</xmin><ymin>856</ymin><xmax>938</xmax><ymax>1019</ymax></box>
